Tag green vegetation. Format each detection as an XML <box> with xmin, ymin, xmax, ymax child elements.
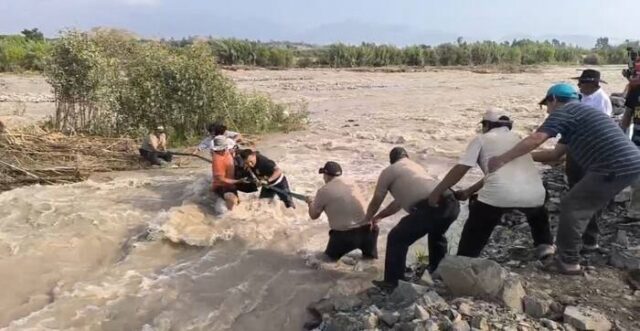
<box><xmin>0</xmin><ymin>28</ymin><xmax>50</xmax><ymax>72</ymax></box>
<box><xmin>44</xmin><ymin>30</ymin><xmax>307</xmax><ymax>141</ymax></box>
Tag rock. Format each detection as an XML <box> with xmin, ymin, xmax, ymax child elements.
<box><xmin>626</xmin><ymin>270</ymin><xmax>640</xmax><ymax>290</ymax></box>
<box><xmin>615</xmin><ymin>230</ymin><xmax>630</xmax><ymax>247</ymax></box>
<box><xmin>437</xmin><ymin>256</ymin><xmax>507</xmax><ymax>298</ymax></box>
<box><xmin>451</xmin><ymin>320</ymin><xmax>471</xmax><ymax>331</ymax></box>
<box><xmin>340</xmin><ymin>256</ymin><xmax>357</xmax><ymax>266</ymax></box>
<box><xmin>425</xmin><ymin>319</ymin><xmax>440</xmax><ymax>331</ymax></box>
<box><xmin>420</xmin><ymin>271</ymin><xmax>435</xmax><ymax>286</ymax></box>
<box><xmin>564</xmin><ymin>306</ymin><xmax>612</xmax><ymax>331</ymax></box>
<box><xmin>363</xmin><ymin>313</ymin><xmax>378</xmax><ymax>329</ymax></box>
<box><xmin>380</xmin><ymin>311</ymin><xmax>401</xmax><ymax>326</ymax></box>
<box><xmin>391</xmin><ymin>281</ymin><xmax>430</xmax><ymax>304</ymax></box>
<box><xmin>471</xmin><ymin>316</ymin><xmax>490</xmax><ymax>330</ymax></box>
<box><xmin>332</xmin><ymin>295</ymin><xmax>363</xmax><ymax>311</ymax></box>
<box><xmin>614</xmin><ymin>187</ymin><xmax>631</xmax><ymax>203</ymax></box>
<box><xmin>422</xmin><ymin>290</ymin><xmax>448</xmax><ymax>309</ymax></box>
<box><xmin>499</xmin><ymin>277</ymin><xmax>526</xmax><ymax>312</ymax></box>
<box><xmin>540</xmin><ymin>318</ymin><xmax>559</xmax><ymax>330</ymax></box>
<box><xmin>446</xmin><ymin>309</ymin><xmax>462</xmax><ymax>323</ymax></box>
<box><xmin>325</xmin><ymin>314</ymin><xmax>363</xmax><ymax>331</ymax></box>
<box><xmin>523</xmin><ymin>295</ymin><xmax>551</xmax><ymax>318</ymax></box>
<box><xmin>414</xmin><ymin>304</ymin><xmax>431</xmax><ymax>320</ymax></box>
<box><xmin>307</xmin><ymin>298</ymin><xmax>335</xmax><ymax>317</ymax></box>
<box><xmin>458</xmin><ymin>302</ymin><xmax>473</xmax><ymax>316</ymax></box>
<box><xmin>610</xmin><ymin>245</ymin><xmax>640</xmax><ymax>270</ymax></box>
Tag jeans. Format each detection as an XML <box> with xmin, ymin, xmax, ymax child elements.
<box><xmin>260</xmin><ymin>176</ymin><xmax>295</xmax><ymax>208</ymax></box>
<box><xmin>384</xmin><ymin>193</ymin><xmax>460</xmax><ymax>285</ymax></box>
<box><xmin>457</xmin><ymin>196</ymin><xmax>553</xmax><ymax>257</ymax></box>
<box><xmin>325</xmin><ymin>224</ymin><xmax>379</xmax><ymax>260</ymax></box>
<box><xmin>139</xmin><ymin>149</ymin><xmax>172</xmax><ymax>166</ymax></box>
<box><xmin>557</xmin><ymin>172</ymin><xmax>640</xmax><ymax>264</ymax></box>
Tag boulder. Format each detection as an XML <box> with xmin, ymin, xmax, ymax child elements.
<box><xmin>539</xmin><ymin>318</ymin><xmax>560</xmax><ymax>330</ymax></box>
<box><xmin>457</xmin><ymin>302</ymin><xmax>473</xmax><ymax>316</ymax></box>
<box><xmin>420</xmin><ymin>271</ymin><xmax>435</xmax><ymax>286</ymax></box>
<box><xmin>610</xmin><ymin>245</ymin><xmax>640</xmax><ymax>270</ymax></box>
<box><xmin>325</xmin><ymin>314</ymin><xmax>363</xmax><ymax>331</ymax></box>
<box><xmin>523</xmin><ymin>295</ymin><xmax>551</xmax><ymax>318</ymax></box>
<box><xmin>414</xmin><ymin>304</ymin><xmax>431</xmax><ymax>320</ymax></box>
<box><xmin>563</xmin><ymin>306</ymin><xmax>612</xmax><ymax>331</ymax></box>
<box><xmin>424</xmin><ymin>319</ymin><xmax>441</xmax><ymax>331</ymax></box>
<box><xmin>391</xmin><ymin>281</ymin><xmax>430</xmax><ymax>304</ymax></box>
<box><xmin>363</xmin><ymin>313</ymin><xmax>378</xmax><ymax>329</ymax></box>
<box><xmin>470</xmin><ymin>316</ymin><xmax>490</xmax><ymax>331</ymax></box>
<box><xmin>450</xmin><ymin>320</ymin><xmax>471</xmax><ymax>331</ymax></box>
<box><xmin>498</xmin><ymin>278</ymin><xmax>525</xmax><ymax>312</ymax></box>
<box><xmin>332</xmin><ymin>295</ymin><xmax>363</xmax><ymax>312</ymax></box>
<box><xmin>380</xmin><ymin>310</ymin><xmax>401</xmax><ymax>326</ymax></box>
<box><xmin>437</xmin><ymin>256</ymin><xmax>507</xmax><ymax>298</ymax></box>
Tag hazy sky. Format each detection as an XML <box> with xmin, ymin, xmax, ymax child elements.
<box><xmin>0</xmin><ymin>0</ymin><xmax>636</xmax><ymax>44</ymax></box>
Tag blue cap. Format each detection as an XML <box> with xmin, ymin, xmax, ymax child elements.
<box><xmin>539</xmin><ymin>83</ymin><xmax>580</xmax><ymax>105</ymax></box>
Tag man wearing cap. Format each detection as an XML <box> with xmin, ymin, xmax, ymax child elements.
<box><xmin>139</xmin><ymin>126</ymin><xmax>173</xmax><ymax>166</ymax></box>
<box><xmin>427</xmin><ymin>109</ymin><xmax>554</xmax><ymax>259</ymax></box>
<box><xmin>365</xmin><ymin>147</ymin><xmax>460</xmax><ymax>288</ymax></box>
<box><xmin>211</xmin><ymin>135</ymin><xmax>242</xmax><ymax>211</ymax></box>
<box><xmin>488</xmin><ymin>83</ymin><xmax>640</xmax><ymax>274</ymax></box>
<box><xmin>306</xmin><ymin>161</ymin><xmax>378</xmax><ymax>261</ymax></box>
<box><xmin>620</xmin><ymin>82</ymin><xmax>640</xmax><ymax>219</ymax></box>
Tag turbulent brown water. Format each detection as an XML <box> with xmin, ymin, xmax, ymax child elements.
<box><xmin>0</xmin><ymin>66</ymin><xmax>627</xmax><ymax>330</ymax></box>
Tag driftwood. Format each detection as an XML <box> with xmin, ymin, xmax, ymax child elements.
<box><xmin>0</xmin><ymin>125</ymin><xmax>141</xmax><ymax>191</ymax></box>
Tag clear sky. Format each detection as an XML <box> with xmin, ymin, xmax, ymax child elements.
<box><xmin>0</xmin><ymin>0</ymin><xmax>636</xmax><ymax>45</ymax></box>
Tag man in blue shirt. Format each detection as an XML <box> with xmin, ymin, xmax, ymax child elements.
<box><xmin>488</xmin><ymin>83</ymin><xmax>640</xmax><ymax>274</ymax></box>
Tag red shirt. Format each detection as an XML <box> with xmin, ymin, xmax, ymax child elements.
<box><xmin>212</xmin><ymin>151</ymin><xmax>234</xmax><ymax>189</ymax></box>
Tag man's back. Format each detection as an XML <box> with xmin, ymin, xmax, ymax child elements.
<box><xmin>376</xmin><ymin>158</ymin><xmax>437</xmax><ymax>212</ymax></box>
<box><xmin>314</xmin><ymin>177</ymin><xmax>367</xmax><ymax>231</ymax></box>
<box><xmin>477</xmin><ymin>128</ymin><xmax>545</xmax><ymax>207</ymax></box>
<box><xmin>212</xmin><ymin>151</ymin><xmax>234</xmax><ymax>189</ymax></box>
<box><xmin>538</xmin><ymin>102</ymin><xmax>640</xmax><ymax>176</ymax></box>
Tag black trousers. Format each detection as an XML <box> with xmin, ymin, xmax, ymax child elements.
<box><xmin>260</xmin><ymin>176</ymin><xmax>295</xmax><ymax>208</ymax></box>
<box><xmin>566</xmin><ymin>153</ymin><xmax>600</xmax><ymax>246</ymax></box>
<box><xmin>139</xmin><ymin>149</ymin><xmax>172</xmax><ymax>166</ymax></box>
<box><xmin>457</xmin><ymin>197</ymin><xmax>554</xmax><ymax>258</ymax></box>
<box><xmin>325</xmin><ymin>224</ymin><xmax>379</xmax><ymax>260</ymax></box>
<box><xmin>384</xmin><ymin>194</ymin><xmax>460</xmax><ymax>285</ymax></box>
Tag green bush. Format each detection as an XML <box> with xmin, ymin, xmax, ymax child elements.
<box><xmin>44</xmin><ymin>30</ymin><xmax>307</xmax><ymax>139</ymax></box>
<box><xmin>0</xmin><ymin>35</ymin><xmax>50</xmax><ymax>72</ymax></box>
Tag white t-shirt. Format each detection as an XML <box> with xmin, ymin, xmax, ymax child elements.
<box><xmin>581</xmin><ymin>88</ymin><xmax>612</xmax><ymax>117</ymax></box>
<box><xmin>458</xmin><ymin>127</ymin><xmax>545</xmax><ymax>208</ymax></box>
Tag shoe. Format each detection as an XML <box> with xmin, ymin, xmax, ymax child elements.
<box><xmin>540</xmin><ymin>257</ymin><xmax>583</xmax><ymax>276</ymax></box>
<box><xmin>535</xmin><ymin>244</ymin><xmax>556</xmax><ymax>260</ymax></box>
<box><xmin>581</xmin><ymin>244</ymin><xmax>600</xmax><ymax>254</ymax></box>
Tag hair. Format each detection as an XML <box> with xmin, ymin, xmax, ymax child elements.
<box><xmin>239</xmin><ymin>149</ymin><xmax>255</xmax><ymax>160</ymax></box>
<box><xmin>482</xmin><ymin>115</ymin><xmax>513</xmax><ymax>131</ymax></box>
<box><xmin>389</xmin><ymin>147</ymin><xmax>409</xmax><ymax>164</ymax></box>
<box><xmin>207</xmin><ymin>122</ymin><xmax>227</xmax><ymax>136</ymax></box>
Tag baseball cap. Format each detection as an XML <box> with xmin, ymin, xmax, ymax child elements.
<box><xmin>156</xmin><ymin>125</ymin><xmax>165</xmax><ymax>131</ymax></box>
<box><xmin>539</xmin><ymin>83</ymin><xmax>580</xmax><ymax>105</ymax></box>
<box><xmin>211</xmin><ymin>135</ymin><xmax>228</xmax><ymax>151</ymax></box>
<box><xmin>318</xmin><ymin>161</ymin><xmax>342</xmax><ymax>176</ymax></box>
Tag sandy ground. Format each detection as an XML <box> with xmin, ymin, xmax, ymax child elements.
<box><xmin>0</xmin><ymin>65</ymin><xmax>630</xmax><ymax>330</ymax></box>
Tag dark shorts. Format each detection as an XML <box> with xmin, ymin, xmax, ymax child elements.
<box><xmin>213</xmin><ymin>186</ymin><xmax>238</xmax><ymax>198</ymax></box>
<box><xmin>325</xmin><ymin>224</ymin><xmax>379</xmax><ymax>260</ymax></box>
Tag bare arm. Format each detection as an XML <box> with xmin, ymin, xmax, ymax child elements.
<box><xmin>307</xmin><ymin>198</ymin><xmax>323</xmax><ymax>220</ymax></box>
<box><xmin>364</xmin><ymin>191</ymin><xmax>386</xmax><ymax>223</ymax></box>
<box><xmin>465</xmin><ymin>178</ymin><xmax>484</xmax><ymax>195</ymax></box>
<box><xmin>428</xmin><ymin>164</ymin><xmax>471</xmax><ymax>204</ymax></box>
<box><xmin>488</xmin><ymin>132</ymin><xmax>550</xmax><ymax>173</ymax></box>
<box><xmin>531</xmin><ymin>143</ymin><xmax>568</xmax><ymax>163</ymax></box>
<box><xmin>215</xmin><ymin>174</ymin><xmax>239</xmax><ymax>186</ymax></box>
<box><xmin>268</xmin><ymin>167</ymin><xmax>283</xmax><ymax>183</ymax></box>
<box><xmin>373</xmin><ymin>200</ymin><xmax>402</xmax><ymax>221</ymax></box>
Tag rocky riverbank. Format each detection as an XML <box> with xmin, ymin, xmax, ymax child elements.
<box><xmin>305</xmin><ymin>167</ymin><xmax>640</xmax><ymax>331</ymax></box>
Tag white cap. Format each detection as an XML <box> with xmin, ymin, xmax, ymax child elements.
<box><xmin>156</xmin><ymin>125</ymin><xmax>165</xmax><ymax>131</ymax></box>
<box><xmin>211</xmin><ymin>135</ymin><xmax>228</xmax><ymax>151</ymax></box>
<box><xmin>481</xmin><ymin>108</ymin><xmax>506</xmax><ymax>123</ymax></box>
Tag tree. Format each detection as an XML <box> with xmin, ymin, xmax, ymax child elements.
<box><xmin>594</xmin><ymin>37</ymin><xmax>610</xmax><ymax>50</ymax></box>
<box><xmin>21</xmin><ymin>28</ymin><xmax>44</xmax><ymax>41</ymax></box>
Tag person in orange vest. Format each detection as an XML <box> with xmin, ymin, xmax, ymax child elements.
<box><xmin>211</xmin><ymin>136</ymin><xmax>242</xmax><ymax>211</ymax></box>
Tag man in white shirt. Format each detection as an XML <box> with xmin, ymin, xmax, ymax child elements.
<box><xmin>427</xmin><ymin>110</ymin><xmax>555</xmax><ymax>259</ymax></box>
<box><xmin>194</xmin><ymin>122</ymin><xmax>242</xmax><ymax>154</ymax></box>
<box><xmin>306</xmin><ymin>161</ymin><xmax>378</xmax><ymax>261</ymax></box>
<box><xmin>139</xmin><ymin>125</ymin><xmax>173</xmax><ymax>166</ymax></box>
<box><xmin>573</xmin><ymin>69</ymin><xmax>612</xmax><ymax>116</ymax></box>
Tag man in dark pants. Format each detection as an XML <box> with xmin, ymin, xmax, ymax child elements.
<box><xmin>306</xmin><ymin>161</ymin><xmax>378</xmax><ymax>260</ymax></box>
<box><xmin>240</xmin><ymin>149</ymin><xmax>295</xmax><ymax>208</ymax></box>
<box><xmin>365</xmin><ymin>147</ymin><xmax>460</xmax><ymax>289</ymax></box>
<box><xmin>427</xmin><ymin>109</ymin><xmax>554</xmax><ymax>259</ymax></box>
<box><xmin>139</xmin><ymin>126</ymin><xmax>172</xmax><ymax>166</ymax></box>
<box><xmin>489</xmin><ymin>83</ymin><xmax>640</xmax><ymax>274</ymax></box>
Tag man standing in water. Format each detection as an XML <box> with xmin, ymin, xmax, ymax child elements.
<box><xmin>139</xmin><ymin>126</ymin><xmax>172</xmax><ymax>166</ymax></box>
<box><xmin>240</xmin><ymin>149</ymin><xmax>295</xmax><ymax>208</ymax></box>
<box><xmin>427</xmin><ymin>110</ymin><xmax>554</xmax><ymax>259</ymax></box>
<box><xmin>306</xmin><ymin>161</ymin><xmax>378</xmax><ymax>261</ymax></box>
<box><xmin>365</xmin><ymin>147</ymin><xmax>460</xmax><ymax>289</ymax></box>
<box><xmin>488</xmin><ymin>83</ymin><xmax>640</xmax><ymax>274</ymax></box>
<box><xmin>211</xmin><ymin>136</ymin><xmax>241</xmax><ymax>211</ymax></box>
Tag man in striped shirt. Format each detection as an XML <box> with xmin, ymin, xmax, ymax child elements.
<box><xmin>488</xmin><ymin>83</ymin><xmax>640</xmax><ymax>274</ymax></box>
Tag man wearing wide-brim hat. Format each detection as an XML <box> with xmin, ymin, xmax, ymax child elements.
<box><xmin>572</xmin><ymin>69</ymin><xmax>612</xmax><ymax>117</ymax></box>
